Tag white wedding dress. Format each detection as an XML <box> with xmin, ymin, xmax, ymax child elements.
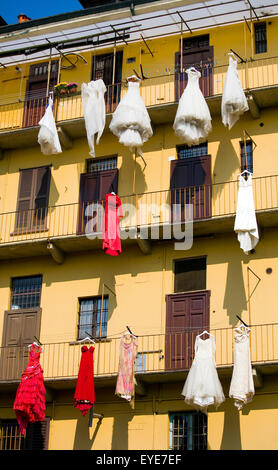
<box><xmin>38</xmin><ymin>97</ymin><xmax>62</xmax><ymax>155</ymax></box>
<box><xmin>81</xmin><ymin>79</ymin><xmax>107</xmax><ymax>157</ymax></box>
<box><xmin>222</xmin><ymin>54</ymin><xmax>249</xmax><ymax>130</ymax></box>
<box><xmin>229</xmin><ymin>325</ymin><xmax>255</xmax><ymax>410</ymax></box>
<box><xmin>181</xmin><ymin>334</ymin><xmax>225</xmax><ymax>413</ymax></box>
<box><xmin>234</xmin><ymin>174</ymin><xmax>259</xmax><ymax>254</ymax></box>
<box><xmin>173</xmin><ymin>67</ymin><xmax>212</xmax><ymax>146</ymax></box>
<box><xmin>109</xmin><ymin>77</ymin><xmax>153</xmax><ymax>154</ymax></box>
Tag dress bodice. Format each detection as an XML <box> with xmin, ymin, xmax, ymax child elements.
<box><xmin>186</xmin><ymin>68</ymin><xmax>201</xmax><ymax>83</ymax></box>
<box><xmin>238</xmin><ymin>174</ymin><xmax>252</xmax><ymax>188</ymax></box>
<box><xmin>195</xmin><ymin>335</ymin><xmax>215</xmax><ymax>359</ymax></box>
<box><xmin>81</xmin><ymin>345</ymin><xmax>95</xmax><ymax>353</ymax></box>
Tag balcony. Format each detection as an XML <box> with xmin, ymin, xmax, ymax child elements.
<box><xmin>0</xmin><ymin>323</ymin><xmax>277</xmax><ymax>390</ymax></box>
<box><xmin>0</xmin><ymin>56</ymin><xmax>278</xmax><ymax>148</ymax></box>
<box><xmin>0</xmin><ymin>174</ymin><xmax>278</xmax><ymax>260</ymax></box>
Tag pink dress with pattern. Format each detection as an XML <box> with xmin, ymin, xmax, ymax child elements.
<box><xmin>115</xmin><ymin>337</ymin><xmax>137</xmax><ymax>403</ymax></box>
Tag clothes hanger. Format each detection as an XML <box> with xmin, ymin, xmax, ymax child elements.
<box><xmin>197</xmin><ymin>330</ymin><xmax>211</xmax><ymax>338</ymax></box>
<box><xmin>123</xmin><ymin>326</ymin><xmax>137</xmax><ymax>339</ymax></box>
<box><xmin>77</xmin><ymin>332</ymin><xmax>96</xmax><ymax>344</ymax></box>
<box><xmin>27</xmin><ymin>340</ymin><xmax>43</xmax><ymax>352</ymax></box>
<box><xmin>238</xmin><ymin>169</ymin><xmax>253</xmax><ymax>177</ymax></box>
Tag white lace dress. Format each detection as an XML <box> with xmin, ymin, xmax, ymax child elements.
<box><xmin>234</xmin><ymin>174</ymin><xmax>259</xmax><ymax>254</ymax></box>
<box><xmin>109</xmin><ymin>78</ymin><xmax>153</xmax><ymax>154</ymax></box>
<box><xmin>181</xmin><ymin>334</ymin><xmax>225</xmax><ymax>413</ymax></box>
<box><xmin>221</xmin><ymin>54</ymin><xmax>249</xmax><ymax>130</ymax></box>
<box><xmin>81</xmin><ymin>79</ymin><xmax>107</xmax><ymax>157</ymax></box>
<box><xmin>229</xmin><ymin>326</ymin><xmax>255</xmax><ymax>410</ymax></box>
<box><xmin>38</xmin><ymin>97</ymin><xmax>62</xmax><ymax>155</ymax></box>
<box><xmin>173</xmin><ymin>67</ymin><xmax>212</xmax><ymax>146</ymax></box>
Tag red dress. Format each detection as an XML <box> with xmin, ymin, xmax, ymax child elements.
<box><xmin>74</xmin><ymin>346</ymin><xmax>95</xmax><ymax>416</ymax></box>
<box><xmin>13</xmin><ymin>344</ymin><xmax>46</xmax><ymax>435</ymax></box>
<box><xmin>102</xmin><ymin>193</ymin><xmax>123</xmax><ymax>256</ymax></box>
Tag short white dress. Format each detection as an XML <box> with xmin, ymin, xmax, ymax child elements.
<box><xmin>173</xmin><ymin>67</ymin><xmax>212</xmax><ymax>146</ymax></box>
<box><xmin>221</xmin><ymin>54</ymin><xmax>249</xmax><ymax>130</ymax></box>
<box><xmin>109</xmin><ymin>78</ymin><xmax>153</xmax><ymax>153</ymax></box>
<box><xmin>181</xmin><ymin>334</ymin><xmax>225</xmax><ymax>413</ymax></box>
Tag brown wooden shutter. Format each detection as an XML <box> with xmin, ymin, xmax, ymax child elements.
<box><xmin>165</xmin><ymin>291</ymin><xmax>210</xmax><ymax>370</ymax></box>
<box><xmin>15</xmin><ymin>166</ymin><xmax>51</xmax><ymax>232</ymax></box>
<box><xmin>99</xmin><ymin>168</ymin><xmax>118</xmax><ymax>200</ymax></box>
<box><xmin>24</xmin><ymin>418</ymin><xmax>50</xmax><ymax>450</ymax></box>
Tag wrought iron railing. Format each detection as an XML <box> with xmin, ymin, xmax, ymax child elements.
<box><xmin>0</xmin><ymin>174</ymin><xmax>277</xmax><ymax>246</ymax></box>
<box><xmin>0</xmin><ymin>323</ymin><xmax>277</xmax><ymax>382</ymax></box>
<box><xmin>0</xmin><ymin>56</ymin><xmax>278</xmax><ymax>131</ymax></box>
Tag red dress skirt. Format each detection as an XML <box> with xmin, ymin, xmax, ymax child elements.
<box><xmin>13</xmin><ymin>344</ymin><xmax>46</xmax><ymax>435</ymax></box>
<box><xmin>102</xmin><ymin>193</ymin><xmax>123</xmax><ymax>256</ymax></box>
<box><xmin>74</xmin><ymin>345</ymin><xmax>95</xmax><ymax>416</ymax></box>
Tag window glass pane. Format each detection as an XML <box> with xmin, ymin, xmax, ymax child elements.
<box><xmin>255</xmin><ymin>22</ymin><xmax>267</xmax><ymax>53</ymax></box>
<box><xmin>174</xmin><ymin>258</ymin><xmax>206</xmax><ymax>293</ymax></box>
<box><xmin>177</xmin><ymin>143</ymin><xmax>208</xmax><ymax>159</ymax></box>
<box><xmin>11</xmin><ymin>275</ymin><xmax>42</xmax><ymax>309</ymax></box>
<box><xmin>78</xmin><ymin>296</ymin><xmax>108</xmax><ymax>339</ymax></box>
<box><xmin>240</xmin><ymin>141</ymin><xmax>253</xmax><ymax>173</ymax></box>
<box><xmin>86</xmin><ymin>156</ymin><xmax>117</xmax><ymax>173</ymax></box>
<box><xmin>169</xmin><ymin>412</ymin><xmax>207</xmax><ymax>450</ymax></box>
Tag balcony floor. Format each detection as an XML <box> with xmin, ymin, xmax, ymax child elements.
<box><xmin>0</xmin><ymin>208</ymin><xmax>278</xmax><ymax>261</ymax></box>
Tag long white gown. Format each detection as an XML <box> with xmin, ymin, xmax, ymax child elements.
<box><xmin>229</xmin><ymin>325</ymin><xmax>255</xmax><ymax>410</ymax></box>
<box><xmin>234</xmin><ymin>174</ymin><xmax>259</xmax><ymax>254</ymax></box>
<box><xmin>38</xmin><ymin>97</ymin><xmax>62</xmax><ymax>155</ymax></box>
<box><xmin>173</xmin><ymin>67</ymin><xmax>212</xmax><ymax>146</ymax></box>
<box><xmin>81</xmin><ymin>79</ymin><xmax>107</xmax><ymax>157</ymax></box>
<box><xmin>181</xmin><ymin>334</ymin><xmax>225</xmax><ymax>413</ymax></box>
<box><xmin>109</xmin><ymin>77</ymin><xmax>153</xmax><ymax>154</ymax></box>
<box><xmin>221</xmin><ymin>54</ymin><xmax>249</xmax><ymax>130</ymax></box>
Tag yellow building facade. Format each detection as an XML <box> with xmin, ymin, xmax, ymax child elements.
<box><xmin>0</xmin><ymin>0</ymin><xmax>278</xmax><ymax>451</ymax></box>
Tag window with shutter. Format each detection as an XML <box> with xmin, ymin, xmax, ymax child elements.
<box><xmin>15</xmin><ymin>166</ymin><xmax>51</xmax><ymax>233</ymax></box>
<box><xmin>92</xmin><ymin>51</ymin><xmax>123</xmax><ymax>112</ymax></box>
<box><xmin>24</xmin><ymin>419</ymin><xmax>50</xmax><ymax>450</ymax></box>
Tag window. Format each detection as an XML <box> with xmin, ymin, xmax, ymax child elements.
<box><xmin>11</xmin><ymin>275</ymin><xmax>42</xmax><ymax>310</ymax></box>
<box><xmin>174</xmin><ymin>258</ymin><xmax>206</xmax><ymax>293</ymax></box>
<box><xmin>78</xmin><ymin>296</ymin><xmax>108</xmax><ymax>339</ymax></box>
<box><xmin>183</xmin><ymin>34</ymin><xmax>209</xmax><ymax>51</ymax></box>
<box><xmin>177</xmin><ymin>143</ymin><xmax>208</xmax><ymax>159</ymax></box>
<box><xmin>0</xmin><ymin>420</ymin><xmax>24</xmax><ymax>450</ymax></box>
<box><xmin>169</xmin><ymin>412</ymin><xmax>207</xmax><ymax>450</ymax></box>
<box><xmin>15</xmin><ymin>166</ymin><xmax>51</xmax><ymax>232</ymax></box>
<box><xmin>240</xmin><ymin>140</ymin><xmax>253</xmax><ymax>173</ymax></box>
<box><xmin>86</xmin><ymin>156</ymin><xmax>117</xmax><ymax>173</ymax></box>
<box><xmin>0</xmin><ymin>419</ymin><xmax>50</xmax><ymax>450</ymax></box>
<box><xmin>254</xmin><ymin>22</ymin><xmax>267</xmax><ymax>54</ymax></box>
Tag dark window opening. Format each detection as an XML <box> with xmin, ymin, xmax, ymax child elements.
<box><xmin>174</xmin><ymin>258</ymin><xmax>206</xmax><ymax>293</ymax></box>
<box><xmin>240</xmin><ymin>140</ymin><xmax>253</xmax><ymax>173</ymax></box>
<box><xmin>177</xmin><ymin>143</ymin><xmax>208</xmax><ymax>159</ymax></box>
<box><xmin>183</xmin><ymin>34</ymin><xmax>209</xmax><ymax>51</ymax></box>
<box><xmin>86</xmin><ymin>156</ymin><xmax>117</xmax><ymax>173</ymax></box>
<box><xmin>169</xmin><ymin>412</ymin><xmax>207</xmax><ymax>450</ymax></box>
<box><xmin>78</xmin><ymin>296</ymin><xmax>108</xmax><ymax>340</ymax></box>
<box><xmin>254</xmin><ymin>22</ymin><xmax>267</xmax><ymax>54</ymax></box>
<box><xmin>0</xmin><ymin>419</ymin><xmax>49</xmax><ymax>450</ymax></box>
<box><xmin>11</xmin><ymin>275</ymin><xmax>42</xmax><ymax>310</ymax></box>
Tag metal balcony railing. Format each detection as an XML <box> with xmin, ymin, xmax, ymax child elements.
<box><xmin>0</xmin><ymin>56</ymin><xmax>278</xmax><ymax>131</ymax></box>
<box><xmin>0</xmin><ymin>323</ymin><xmax>277</xmax><ymax>383</ymax></box>
<box><xmin>0</xmin><ymin>174</ymin><xmax>277</xmax><ymax>246</ymax></box>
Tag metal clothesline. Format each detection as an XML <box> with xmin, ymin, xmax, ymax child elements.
<box><xmin>0</xmin><ymin>0</ymin><xmax>277</xmax><ymax>68</ymax></box>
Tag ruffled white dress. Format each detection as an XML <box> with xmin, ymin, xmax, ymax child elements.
<box><xmin>38</xmin><ymin>97</ymin><xmax>62</xmax><ymax>155</ymax></box>
<box><xmin>234</xmin><ymin>174</ymin><xmax>259</xmax><ymax>254</ymax></box>
<box><xmin>81</xmin><ymin>79</ymin><xmax>107</xmax><ymax>157</ymax></box>
<box><xmin>109</xmin><ymin>79</ymin><xmax>153</xmax><ymax>154</ymax></box>
<box><xmin>229</xmin><ymin>326</ymin><xmax>254</xmax><ymax>410</ymax></box>
<box><xmin>173</xmin><ymin>67</ymin><xmax>212</xmax><ymax>146</ymax></box>
<box><xmin>221</xmin><ymin>54</ymin><xmax>249</xmax><ymax>130</ymax></box>
<box><xmin>181</xmin><ymin>334</ymin><xmax>225</xmax><ymax>413</ymax></box>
